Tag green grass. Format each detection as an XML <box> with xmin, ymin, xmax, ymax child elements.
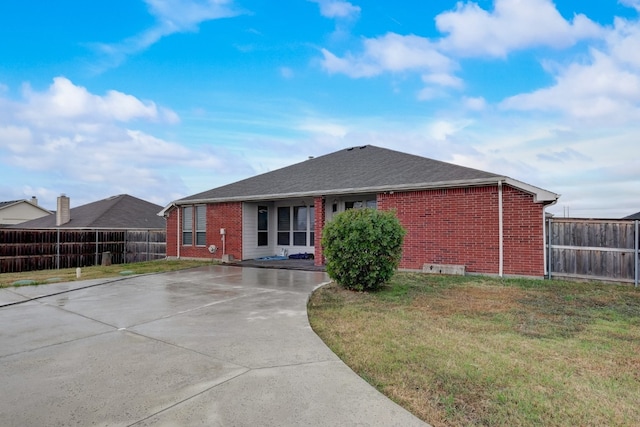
<box><xmin>0</xmin><ymin>259</ymin><xmax>215</xmax><ymax>288</ymax></box>
<box><xmin>308</xmin><ymin>273</ymin><xmax>640</xmax><ymax>427</ymax></box>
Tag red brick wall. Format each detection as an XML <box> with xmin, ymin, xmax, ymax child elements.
<box><xmin>164</xmin><ymin>202</ymin><xmax>243</xmax><ymax>260</ymax></box>
<box><xmin>166</xmin><ymin>208</ymin><xmax>178</xmax><ymax>256</ymax></box>
<box><xmin>377</xmin><ymin>185</ymin><xmax>545</xmax><ymax>276</ymax></box>
<box><xmin>314</xmin><ymin>197</ymin><xmax>326</xmax><ymax>266</ymax></box>
<box><xmin>502</xmin><ymin>186</ymin><xmax>545</xmax><ymax>276</ymax></box>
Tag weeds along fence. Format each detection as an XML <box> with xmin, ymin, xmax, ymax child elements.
<box><xmin>546</xmin><ymin>218</ymin><xmax>640</xmax><ymax>287</ymax></box>
<box><xmin>0</xmin><ymin>229</ymin><xmax>166</xmax><ymax>273</ymax></box>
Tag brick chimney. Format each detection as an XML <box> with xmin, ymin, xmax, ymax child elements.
<box><xmin>56</xmin><ymin>194</ymin><xmax>70</xmax><ymax>226</ymax></box>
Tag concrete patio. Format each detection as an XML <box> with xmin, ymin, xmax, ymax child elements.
<box><xmin>0</xmin><ymin>265</ymin><xmax>427</xmax><ymax>426</ymax></box>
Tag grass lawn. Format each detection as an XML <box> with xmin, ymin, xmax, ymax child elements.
<box><xmin>308</xmin><ymin>273</ymin><xmax>640</xmax><ymax>427</ymax></box>
<box><xmin>0</xmin><ymin>259</ymin><xmax>214</xmax><ymax>288</ymax></box>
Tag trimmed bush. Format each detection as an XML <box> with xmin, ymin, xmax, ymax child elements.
<box><xmin>322</xmin><ymin>208</ymin><xmax>406</xmax><ymax>291</ymax></box>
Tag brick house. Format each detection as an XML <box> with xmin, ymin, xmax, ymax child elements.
<box><xmin>161</xmin><ymin>145</ymin><xmax>559</xmax><ymax>277</ymax></box>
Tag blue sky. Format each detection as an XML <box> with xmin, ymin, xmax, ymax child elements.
<box><xmin>1</xmin><ymin>0</ymin><xmax>639</xmax><ymax>218</ymax></box>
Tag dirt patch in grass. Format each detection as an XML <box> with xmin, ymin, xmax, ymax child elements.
<box><xmin>419</xmin><ymin>285</ymin><xmax>522</xmax><ymax>315</ymax></box>
<box><xmin>308</xmin><ymin>274</ymin><xmax>640</xmax><ymax>427</ymax></box>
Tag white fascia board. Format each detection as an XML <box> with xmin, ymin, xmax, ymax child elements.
<box><xmin>504</xmin><ymin>178</ymin><xmax>560</xmax><ymax>204</ymax></box>
<box><xmin>158</xmin><ymin>202</ymin><xmax>177</xmax><ymax>217</ymax></box>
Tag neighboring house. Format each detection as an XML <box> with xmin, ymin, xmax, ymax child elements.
<box><xmin>161</xmin><ymin>145</ymin><xmax>560</xmax><ymax>277</ymax></box>
<box><xmin>15</xmin><ymin>194</ymin><xmax>166</xmax><ymax>229</ymax></box>
<box><xmin>0</xmin><ymin>197</ymin><xmax>52</xmax><ymax>227</ymax></box>
<box><xmin>623</xmin><ymin>211</ymin><xmax>640</xmax><ymax>220</ymax></box>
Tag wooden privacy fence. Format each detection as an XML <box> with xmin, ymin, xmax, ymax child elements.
<box><xmin>0</xmin><ymin>229</ymin><xmax>166</xmax><ymax>273</ymax></box>
<box><xmin>547</xmin><ymin>218</ymin><xmax>640</xmax><ymax>287</ymax></box>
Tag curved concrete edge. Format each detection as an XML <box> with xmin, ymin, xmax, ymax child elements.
<box><xmin>302</xmin><ymin>279</ymin><xmax>430</xmax><ymax>427</ymax></box>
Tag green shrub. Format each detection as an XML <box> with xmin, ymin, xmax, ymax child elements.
<box><xmin>322</xmin><ymin>208</ymin><xmax>406</xmax><ymax>291</ymax></box>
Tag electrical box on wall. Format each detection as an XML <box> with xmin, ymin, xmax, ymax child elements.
<box><xmin>220</xmin><ymin>228</ymin><xmax>226</xmax><ymax>235</ymax></box>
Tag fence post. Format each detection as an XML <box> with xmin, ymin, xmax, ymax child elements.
<box><xmin>635</xmin><ymin>220</ymin><xmax>638</xmax><ymax>288</ymax></box>
<box><xmin>95</xmin><ymin>230</ymin><xmax>99</xmax><ymax>266</ymax></box>
<box><xmin>56</xmin><ymin>228</ymin><xmax>60</xmax><ymax>270</ymax></box>
<box><xmin>547</xmin><ymin>218</ymin><xmax>552</xmax><ymax>280</ymax></box>
<box><xmin>146</xmin><ymin>230</ymin><xmax>150</xmax><ymax>261</ymax></box>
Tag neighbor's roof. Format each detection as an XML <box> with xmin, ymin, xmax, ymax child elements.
<box><xmin>0</xmin><ymin>199</ymin><xmax>52</xmax><ymax>214</ymax></box>
<box><xmin>623</xmin><ymin>211</ymin><xmax>640</xmax><ymax>220</ymax></box>
<box><xmin>168</xmin><ymin>145</ymin><xmax>558</xmax><ymax>209</ymax></box>
<box><xmin>0</xmin><ymin>200</ymin><xmax>20</xmax><ymax>209</ymax></box>
<box><xmin>13</xmin><ymin>194</ymin><xmax>165</xmax><ymax>229</ymax></box>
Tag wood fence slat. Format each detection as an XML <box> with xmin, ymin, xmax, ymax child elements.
<box><xmin>0</xmin><ymin>229</ymin><xmax>166</xmax><ymax>273</ymax></box>
<box><xmin>548</xmin><ymin>218</ymin><xmax>638</xmax><ymax>283</ymax></box>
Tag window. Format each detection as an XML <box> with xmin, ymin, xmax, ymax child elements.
<box><xmin>183</xmin><ymin>205</ymin><xmax>206</xmax><ymax>246</ymax></box>
<box><xmin>309</xmin><ymin>206</ymin><xmax>315</xmax><ymax>245</ymax></box>
<box><xmin>293</xmin><ymin>206</ymin><xmax>307</xmax><ymax>246</ymax></box>
<box><xmin>182</xmin><ymin>206</ymin><xmax>193</xmax><ymax>245</ymax></box>
<box><xmin>195</xmin><ymin>205</ymin><xmax>206</xmax><ymax>246</ymax></box>
<box><xmin>277</xmin><ymin>205</ymin><xmax>315</xmax><ymax>247</ymax></box>
<box><xmin>257</xmin><ymin>206</ymin><xmax>268</xmax><ymax>246</ymax></box>
<box><xmin>277</xmin><ymin>206</ymin><xmax>290</xmax><ymax>245</ymax></box>
<box><xmin>345</xmin><ymin>199</ymin><xmax>376</xmax><ymax>210</ymax></box>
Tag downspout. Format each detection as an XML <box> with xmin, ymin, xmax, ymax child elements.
<box><xmin>498</xmin><ymin>180</ymin><xmax>504</xmax><ymax>277</ymax></box>
<box><xmin>635</xmin><ymin>220</ymin><xmax>638</xmax><ymax>288</ymax></box>
<box><xmin>177</xmin><ymin>206</ymin><xmax>181</xmax><ymax>259</ymax></box>
<box><xmin>548</xmin><ymin>217</ymin><xmax>553</xmax><ymax>280</ymax></box>
<box><xmin>542</xmin><ymin>210</ymin><xmax>547</xmax><ymax>279</ymax></box>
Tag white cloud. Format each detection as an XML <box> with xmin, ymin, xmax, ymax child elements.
<box><xmin>0</xmin><ymin>77</ymin><xmax>245</xmax><ymax>207</ymax></box>
<box><xmin>146</xmin><ymin>0</ymin><xmax>238</xmax><ymax>30</ymax></box>
<box><xmin>500</xmin><ymin>49</ymin><xmax>640</xmax><ymax>121</ymax></box>
<box><xmin>608</xmin><ymin>17</ymin><xmax>640</xmax><ymax>68</ymax></box>
<box><xmin>298</xmin><ymin>120</ymin><xmax>349</xmax><ymax>138</ymax></box>
<box><xmin>19</xmin><ymin>77</ymin><xmax>169</xmax><ymax>125</ymax></box>
<box><xmin>94</xmin><ymin>0</ymin><xmax>242</xmax><ymax>69</ymax></box>
<box><xmin>422</xmin><ymin>72</ymin><xmax>463</xmax><ymax>89</ymax></box>
<box><xmin>435</xmin><ymin>0</ymin><xmax>602</xmax><ymax>57</ymax></box>
<box><xmin>321</xmin><ymin>33</ymin><xmax>453</xmax><ymax>77</ymax></box>
<box><xmin>0</xmin><ymin>125</ymin><xmax>32</xmax><ymax>154</ymax></box>
<box><xmin>463</xmin><ymin>96</ymin><xmax>487</xmax><ymax>111</ymax></box>
<box><xmin>310</xmin><ymin>0</ymin><xmax>360</xmax><ymax>19</ymax></box>
<box><xmin>620</xmin><ymin>0</ymin><xmax>640</xmax><ymax>12</ymax></box>
<box><xmin>280</xmin><ymin>66</ymin><xmax>294</xmax><ymax>79</ymax></box>
<box><xmin>428</xmin><ymin>120</ymin><xmax>469</xmax><ymax>141</ymax></box>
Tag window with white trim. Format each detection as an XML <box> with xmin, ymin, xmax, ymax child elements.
<box><xmin>182</xmin><ymin>206</ymin><xmax>193</xmax><ymax>245</ymax></box>
<box><xmin>257</xmin><ymin>206</ymin><xmax>268</xmax><ymax>246</ymax></box>
<box><xmin>277</xmin><ymin>206</ymin><xmax>290</xmax><ymax>245</ymax></box>
<box><xmin>182</xmin><ymin>205</ymin><xmax>206</xmax><ymax>246</ymax></box>
<box><xmin>195</xmin><ymin>205</ymin><xmax>206</xmax><ymax>246</ymax></box>
<box><xmin>277</xmin><ymin>205</ymin><xmax>315</xmax><ymax>247</ymax></box>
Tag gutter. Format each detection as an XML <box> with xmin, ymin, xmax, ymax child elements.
<box><xmin>166</xmin><ymin>176</ymin><xmax>561</xmax><ymax>207</ymax></box>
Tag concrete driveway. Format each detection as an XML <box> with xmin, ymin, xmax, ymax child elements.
<box><xmin>0</xmin><ymin>265</ymin><xmax>427</xmax><ymax>426</ymax></box>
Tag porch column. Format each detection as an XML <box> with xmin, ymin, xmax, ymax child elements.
<box><xmin>314</xmin><ymin>197</ymin><xmax>326</xmax><ymax>266</ymax></box>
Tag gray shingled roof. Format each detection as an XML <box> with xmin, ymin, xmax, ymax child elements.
<box><xmin>0</xmin><ymin>200</ymin><xmax>20</xmax><ymax>209</ymax></box>
<box><xmin>179</xmin><ymin>145</ymin><xmax>503</xmax><ymax>203</ymax></box>
<box><xmin>0</xmin><ymin>200</ymin><xmax>21</xmax><ymax>209</ymax></box>
<box><xmin>13</xmin><ymin>194</ymin><xmax>165</xmax><ymax>229</ymax></box>
<box><xmin>623</xmin><ymin>211</ymin><xmax>640</xmax><ymax>220</ymax></box>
